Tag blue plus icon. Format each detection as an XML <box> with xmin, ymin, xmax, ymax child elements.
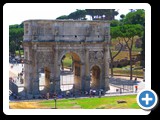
<box><xmin>142</xmin><ymin>93</ymin><xmax>153</xmax><ymax>105</ymax></box>
<box><xmin>137</xmin><ymin>89</ymin><xmax>158</xmax><ymax>110</ymax></box>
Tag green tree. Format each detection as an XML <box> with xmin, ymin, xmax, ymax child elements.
<box><xmin>120</xmin><ymin>24</ymin><xmax>143</xmax><ymax>80</ymax></box>
<box><xmin>123</xmin><ymin>9</ymin><xmax>145</xmax><ymax>69</ymax></box>
<box><xmin>120</xmin><ymin>14</ymin><xmax>125</xmax><ymax>19</ymax></box>
<box><xmin>110</xmin><ymin>20</ymin><xmax>120</xmax><ymax>27</ymax></box>
<box><xmin>56</xmin><ymin>15</ymin><xmax>68</xmax><ymax>19</ymax></box>
<box><xmin>68</xmin><ymin>9</ymin><xmax>87</xmax><ymax>20</ymax></box>
<box><xmin>120</xmin><ymin>14</ymin><xmax>125</xmax><ymax>22</ymax></box>
<box><xmin>56</xmin><ymin>9</ymin><xmax>87</xmax><ymax>20</ymax></box>
<box><xmin>9</xmin><ymin>40</ymin><xmax>16</xmax><ymax>54</ymax></box>
<box><xmin>123</xmin><ymin>9</ymin><xmax>145</xmax><ymax>26</ymax></box>
<box><xmin>141</xmin><ymin>30</ymin><xmax>145</xmax><ymax>68</ymax></box>
<box><xmin>85</xmin><ymin>9</ymin><xmax>96</xmax><ymax>20</ymax></box>
<box><xmin>110</xmin><ymin>26</ymin><xmax>124</xmax><ymax>77</ymax></box>
<box><xmin>9</xmin><ymin>24</ymin><xmax>24</xmax><ymax>56</ymax></box>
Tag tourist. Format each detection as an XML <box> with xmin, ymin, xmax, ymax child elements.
<box><xmin>135</xmin><ymin>85</ymin><xmax>138</xmax><ymax>92</ymax></box>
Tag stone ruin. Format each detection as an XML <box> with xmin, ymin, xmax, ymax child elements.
<box><xmin>22</xmin><ymin>20</ymin><xmax>111</xmax><ymax>98</ymax></box>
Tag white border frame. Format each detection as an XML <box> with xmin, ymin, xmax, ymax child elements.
<box><xmin>3</xmin><ymin>3</ymin><xmax>151</xmax><ymax>115</ymax></box>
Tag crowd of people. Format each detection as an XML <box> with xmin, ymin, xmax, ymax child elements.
<box><xmin>40</xmin><ymin>89</ymin><xmax>105</xmax><ymax>100</ymax></box>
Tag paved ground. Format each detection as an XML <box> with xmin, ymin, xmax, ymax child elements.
<box><xmin>9</xmin><ymin>63</ymin><xmax>145</xmax><ymax>95</ymax></box>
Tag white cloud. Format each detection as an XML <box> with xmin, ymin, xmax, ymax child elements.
<box><xmin>115</xmin><ymin>9</ymin><xmax>130</xmax><ymax>20</ymax></box>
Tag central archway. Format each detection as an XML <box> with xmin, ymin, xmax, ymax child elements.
<box><xmin>60</xmin><ymin>51</ymin><xmax>82</xmax><ymax>93</ymax></box>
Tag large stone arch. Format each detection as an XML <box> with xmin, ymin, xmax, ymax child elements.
<box><xmin>23</xmin><ymin>20</ymin><xmax>110</xmax><ymax>98</ymax></box>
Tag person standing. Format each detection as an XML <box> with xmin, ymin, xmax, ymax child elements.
<box><xmin>135</xmin><ymin>85</ymin><xmax>138</xmax><ymax>92</ymax></box>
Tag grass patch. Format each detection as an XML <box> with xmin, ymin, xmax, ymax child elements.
<box><xmin>62</xmin><ymin>53</ymin><xmax>73</xmax><ymax>68</ymax></box>
<box><xmin>63</xmin><ymin>57</ymin><xmax>72</xmax><ymax>68</ymax></box>
<box><xmin>9</xmin><ymin>95</ymin><xmax>140</xmax><ymax>109</ymax></box>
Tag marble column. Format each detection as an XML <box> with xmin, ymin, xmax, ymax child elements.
<box><xmin>53</xmin><ymin>45</ymin><xmax>61</xmax><ymax>93</ymax></box>
<box><xmin>49</xmin><ymin>63</ymin><xmax>55</xmax><ymax>93</ymax></box>
<box><xmin>24</xmin><ymin>63</ymin><xmax>32</xmax><ymax>95</ymax></box>
<box><xmin>32</xmin><ymin>49</ymin><xmax>39</xmax><ymax>95</ymax></box>
<box><xmin>104</xmin><ymin>45</ymin><xmax>110</xmax><ymax>91</ymax></box>
<box><xmin>24</xmin><ymin>46</ymin><xmax>33</xmax><ymax>95</ymax></box>
<box><xmin>100</xmin><ymin>65</ymin><xmax>105</xmax><ymax>90</ymax></box>
<box><xmin>85</xmin><ymin>49</ymin><xmax>90</xmax><ymax>91</ymax></box>
<box><xmin>81</xmin><ymin>63</ymin><xmax>85</xmax><ymax>91</ymax></box>
<box><xmin>74</xmin><ymin>62</ymin><xmax>81</xmax><ymax>91</ymax></box>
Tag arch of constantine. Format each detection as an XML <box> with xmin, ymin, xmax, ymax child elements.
<box><xmin>23</xmin><ymin>20</ymin><xmax>110</xmax><ymax>98</ymax></box>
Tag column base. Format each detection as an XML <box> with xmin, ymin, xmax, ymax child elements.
<box><xmin>105</xmin><ymin>76</ymin><xmax>110</xmax><ymax>91</ymax></box>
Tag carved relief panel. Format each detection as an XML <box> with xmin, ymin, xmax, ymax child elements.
<box><xmin>89</xmin><ymin>51</ymin><xmax>104</xmax><ymax>63</ymax></box>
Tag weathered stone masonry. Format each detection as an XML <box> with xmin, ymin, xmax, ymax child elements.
<box><xmin>23</xmin><ymin>20</ymin><xmax>110</xmax><ymax>97</ymax></box>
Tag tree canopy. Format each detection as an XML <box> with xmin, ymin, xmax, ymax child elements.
<box><xmin>68</xmin><ymin>9</ymin><xmax>87</xmax><ymax>20</ymax></box>
<box><xmin>56</xmin><ymin>9</ymin><xmax>87</xmax><ymax>20</ymax></box>
<box><xmin>56</xmin><ymin>9</ymin><xmax>119</xmax><ymax>20</ymax></box>
<box><xmin>110</xmin><ymin>20</ymin><xmax>120</xmax><ymax>27</ymax></box>
<box><xmin>56</xmin><ymin>15</ymin><xmax>68</xmax><ymax>19</ymax></box>
<box><xmin>123</xmin><ymin>9</ymin><xmax>145</xmax><ymax>26</ymax></box>
<box><xmin>119</xmin><ymin>24</ymin><xmax>143</xmax><ymax>38</ymax></box>
<box><xmin>9</xmin><ymin>24</ymin><xmax>24</xmax><ymax>54</ymax></box>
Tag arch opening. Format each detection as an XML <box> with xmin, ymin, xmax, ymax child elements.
<box><xmin>38</xmin><ymin>67</ymin><xmax>51</xmax><ymax>94</ymax></box>
<box><xmin>60</xmin><ymin>52</ymin><xmax>81</xmax><ymax>93</ymax></box>
<box><xmin>90</xmin><ymin>65</ymin><xmax>101</xmax><ymax>90</ymax></box>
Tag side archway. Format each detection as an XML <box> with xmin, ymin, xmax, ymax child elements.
<box><xmin>90</xmin><ymin>65</ymin><xmax>101</xmax><ymax>90</ymax></box>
